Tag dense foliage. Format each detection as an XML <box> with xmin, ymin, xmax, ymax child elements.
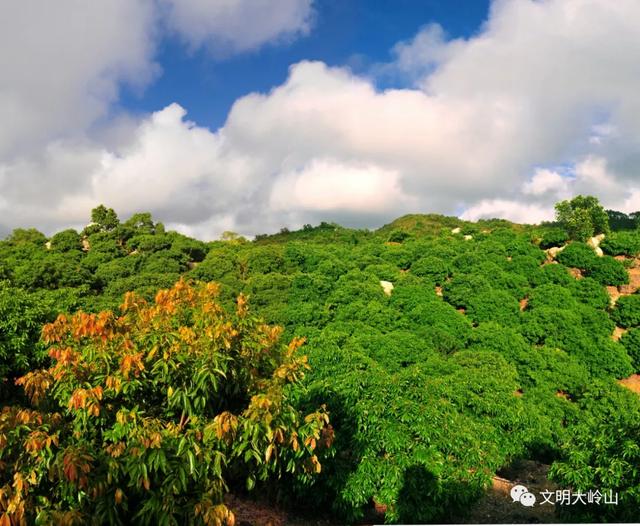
<box><xmin>2</xmin><ymin>201</ymin><xmax>640</xmax><ymax>523</ymax></box>
<box><xmin>1</xmin><ymin>281</ymin><xmax>331</xmax><ymax>525</ymax></box>
<box><xmin>555</xmin><ymin>195</ymin><xmax>610</xmax><ymax>241</ymax></box>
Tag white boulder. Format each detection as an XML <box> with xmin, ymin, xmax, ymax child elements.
<box><xmin>546</xmin><ymin>246</ymin><xmax>566</xmax><ymax>259</ymax></box>
<box><xmin>587</xmin><ymin>233</ymin><xmax>606</xmax><ymax>249</ymax></box>
<box><xmin>380</xmin><ymin>280</ymin><xmax>394</xmax><ymax>296</ymax></box>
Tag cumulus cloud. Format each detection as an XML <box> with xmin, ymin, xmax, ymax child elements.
<box><xmin>4</xmin><ymin>0</ymin><xmax>640</xmax><ymax>239</ymax></box>
<box><xmin>0</xmin><ymin>0</ymin><xmax>158</xmax><ymax>160</ymax></box>
<box><xmin>270</xmin><ymin>159</ymin><xmax>415</xmax><ymax>213</ymax></box>
<box><xmin>158</xmin><ymin>0</ymin><xmax>314</xmax><ymax>54</ymax></box>
<box><xmin>522</xmin><ymin>169</ymin><xmax>571</xmax><ymax>197</ymax></box>
<box><xmin>0</xmin><ymin>0</ymin><xmax>314</xmax><ymax>236</ymax></box>
<box><xmin>461</xmin><ymin>199</ymin><xmax>554</xmax><ymax>225</ymax></box>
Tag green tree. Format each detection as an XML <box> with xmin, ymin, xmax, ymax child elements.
<box><xmin>84</xmin><ymin>205</ymin><xmax>120</xmax><ymax>235</ymax></box>
<box><xmin>49</xmin><ymin>229</ymin><xmax>82</xmax><ymax>253</ymax></box>
<box><xmin>550</xmin><ymin>382</ymin><xmax>640</xmax><ymax>522</ymax></box>
<box><xmin>555</xmin><ymin>195</ymin><xmax>610</xmax><ymax>241</ymax></box>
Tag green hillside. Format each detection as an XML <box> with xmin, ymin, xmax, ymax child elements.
<box><xmin>2</xmin><ymin>203</ymin><xmax>640</xmax><ymax>524</ymax></box>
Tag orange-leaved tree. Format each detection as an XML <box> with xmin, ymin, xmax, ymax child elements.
<box><xmin>0</xmin><ymin>279</ymin><xmax>332</xmax><ymax>526</ymax></box>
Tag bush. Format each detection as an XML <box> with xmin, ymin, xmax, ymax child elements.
<box><xmin>556</xmin><ymin>242</ymin><xmax>598</xmax><ymax>269</ymax></box>
<box><xmin>569</xmin><ymin>278</ymin><xmax>610</xmax><ymax>310</ymax></box>
<box><xmin>387</xmin><ymin>229</ymin><xmax>410</xmax><ymax>243</ymax></box>
<box><xmin>570</xmin><ymin>338</ymin><xmax>633</xmax><ymax>379</ymax></box>
<box><xmin>527</xmin><ymin>283</ymin><xmax>577</xmax><ymax>311</ymax></box>
<box><xmin>586</xmin><ymin>256</ymin><xmax>629</xmax><ymax>286</ymax></box>
<box><xmin>410</xmin><ymin>256</ymin><xmax>450</xmax><ymax>284</ymax></box>
<box><xmin>189</xmin><ymin>247</ymin><xmax>239</xmax><ymax>282</ymax></box>
<box><xmin>531</xmin><ymin>263</ymin><xmax>575</xmax><ymax>288</ymax></box>
<box><xmin>49</xmin><ymin>229</ymin><xmax>82</xmax><ymax>253</ymax></box>
<box><xmin>550</xmin><ymin>382</ymin><xmax>640</xmax><ymax>521</ymax></box>
<box><xmin>600</xmin><ymin>231</ymin><xmax>640</xmax><ymax>257</ymax></box>
<box><xmin>619</xmin><ymin>328</ymin><xmax>640</xmax><ymax>371</ymax></box>
<box><xmin>1</xmin><ymin>280</ymin><xmax>332</xmax><ymax>524</ymax></box>
<box><xmin>611</xmin><ymin>295</ymin><xmax>640</xmax><ymax>328</ymax></box>
<box><xmin>240</xmin><ymin>246</ymin><xmax>285</xmax><ymax>276</ymax></box>
<box><xmin>539</xmin><ymin>228</ymin><xmax>569</xmax><ymax>249</ymax></box>
<box><xmin>0</xmin><ymin>285</ymin><xmax>50</xmax><ymax>392</ymax></box>
<box><xmin>466</xmin><ymin>290</ymin><xmax>520</xmax><ymax>327</ymax></box>
<box><xmin>442</xmin><ymin>274</ymin><xmax>491</xmax><ymax>309</ymax></box>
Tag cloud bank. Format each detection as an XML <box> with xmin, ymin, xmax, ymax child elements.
<box><xmin>2</xmin><ymin>0</ymin><xmax>640</xmax><ymax>239</ymax></box>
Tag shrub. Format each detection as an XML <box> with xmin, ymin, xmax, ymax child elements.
<box><xmin>49</xmin><ymin>229</ymin><xmax>82</xmax><ymax>253</ymax></box>
<box><xmin>619</xmin><ymin>328</ymin><xmax>640</xmax><ymax>371</ymax></box>
<box><xmin>569</xmin><ymin>277</ymin><xmax>610</xmax><ymax>310</ymax></box>
<box><xmin>239</xmin><ymin>246</ymin><xmax>285</xmax><ymax>276</ymax></box>
<box><xmin>527</xmin><ymin>283</ymin><xmax>577</xmax><ymax>311</ymax></box>
<box><xmin>586</xmin><ymin>256</ymin><xmax>629</xmax><ymax>286</ymax></box>
<box><xmin>127</xmin><ymin>234</ymin><xmax>172</xmax><ymax>253</ymax></box>
<box><xmin>508</xmin><ymin>255</ymin><xmax>542</xmax><ymax>281</ymax></box>
<box><xmin>0</xmin><ymin>285</ymin><xmax>51</xmax><ymax>393</ymax></box>
<box><xmin>466</xmin><ymin>290</ymin><xmax>520</xmax><ymax>327</ymax></box>
<box><xmin>556</xmin><ymin>242</ymin><xmax>598</xmax><ymax>269</ymax></box>
<box><xmin>611</xmin><ymin>295</ymin><xmax>640</xmax><ymax>328</ymax></box>
<box><xmin>442</xmin><ymin>274</ymin><xmax>491</xmax><ymax>309</ymax></box>
<box><xmin>600</xmin><ymin>231</ymin><xmax>640</xmax><ymax>257</ymax></box>
<box><xmin>1</xmin><ymin>280</ymin><xmax>332</xmax><ymax>524</ymax></box>
<box><xmin>387</xmin><ymin>229</ymin><xmax>410</xmax><ymax>243</ymax></box>
<box><xmin>539</xmin><ymin>228</ymin><xmax>569</xmax><ymax>249</ymax></box>
<box><xmin>141</xmin><ymin>250</ymin><xmax>185</xmax><ymax>275</ymax></box>
<box><xmin>550</xmin><ymin>382</ymin><xmax>640</xmax><ymax>521</ymax></box>
<box><xmin>521</xmin><ymin>307</ymin><xmax>585</xmax><ymax>350</ymax></box>
<box><xmin>410</xmin><ymin>256</ymin><xmax>450</xmax><ymax>284</ymax></box>
<box><xmin>570</xmin><ymin>338</ymin><xmax>633</xmax><ymax>379</ymax></box>
<box><xmin>531</xmin><ymin>263</ymin><xmax>575</xmax><ymax>288</ymax></box>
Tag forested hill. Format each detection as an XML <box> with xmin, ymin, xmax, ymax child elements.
<box><xmin>2</xmin><ymin>202</ymin><xmax>640</xmax><ymax>523</ymax></box>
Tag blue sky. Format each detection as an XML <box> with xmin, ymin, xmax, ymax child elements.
<box><xmin>120</xmin><ymin>1</ymin><xmax>490</xmax><ymax>130</ymax></box>
<box><xmin>2</xmin><ymin>0</ymin><xmax>640</xmax><ymax>239</ymax></box>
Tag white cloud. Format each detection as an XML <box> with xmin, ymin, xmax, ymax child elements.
<box><xmin>0</xmin><ymin>0</ymin><xmax>316</xmax><ymax>236</ymax></box>
<box><xmin>158</xmin><ymin>0</ymin><xmax>314</xmax><ymax>54</ymax></box>
<box><xmin>522</xmin><ymin>168</ymin><xmax>571</xmax><ymax>197</ymax></box>
<box><xmin>53</xmin><ymin>103</ymin><xmax>268</xmax><ymax>232</ymax></box>
<box><xmin>461</xmin><ymin>199</ymin><xmax>554</xmax><ymax>224</ymax></box>
<box><xmin>270</xmin><ymin>159</ymin><xmax>415</xmax><ymax>213</ymax></box>
<box><xmin>387</xmin><ymin>23</ymin><xmax>465</xmax><ymax>86</ymax></box>
<box><xmin>621</xmin><ymin>191</ymin><xmax>640</xmax><ymax>215</ymax></box>
<box><xmin>0</xmin><ymin>0</ymin><xmax>159</xmax><ymax>159</ymax></box>
<box><xmin>4</xmin><ymin>0</ymin><xmax>640</xmax><ymax>238</ymax></box>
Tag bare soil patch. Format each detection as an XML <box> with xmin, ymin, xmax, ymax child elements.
<box><xmin>606</xmin><ymin>285</ymin><xmax>621</xmax><ymax>306</ymax></box>
<box><xmin>568</xmin><ymin>267</ymin><xmax>583</xmax><ymax>279</ymax></box>
<box><xmin>619</xmin><ymin>374</ymin><xmax>640</xmax><ymax>394</ymax></box>
<box><xmin>620</xmin><ymin>263</ymin><xmax>640</xmax><ymax>295</ymax></box>
<box><xmin>612</xmin><ymin>326</ymin><xmax>627</xmax><ymax>341</ymax></box>
<box><xmin>455</xmin><ymin>460</ymin><xmax>559</xmax><ymax>524</ymax></box>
